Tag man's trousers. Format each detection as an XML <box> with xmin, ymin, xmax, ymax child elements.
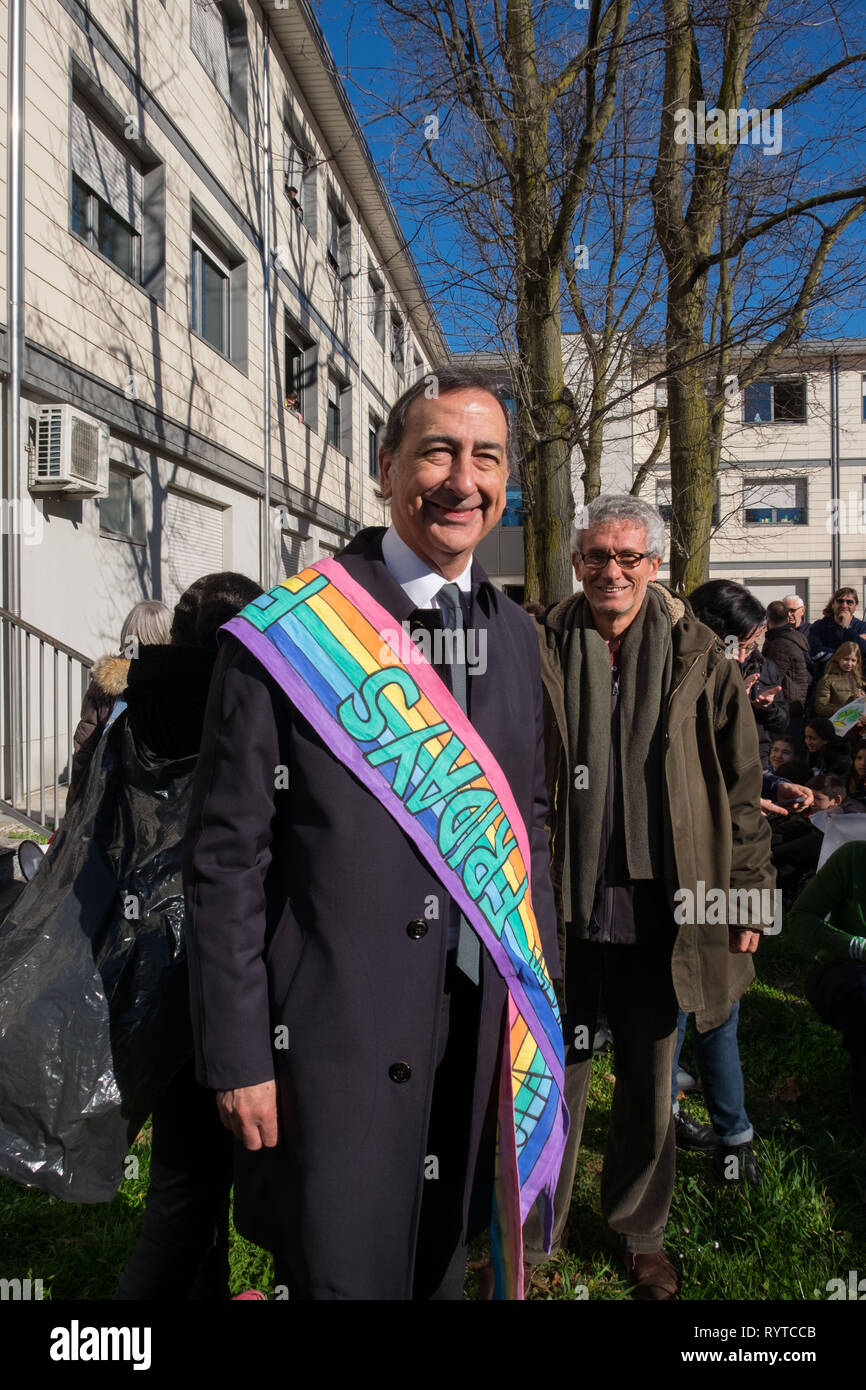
<box><xmin>524</xmin><ymin>938</ymin><xmax>679</xmax><ymax>1264</ymax></box>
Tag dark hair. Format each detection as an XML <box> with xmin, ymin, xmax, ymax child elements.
<box><xmin>766</xmin><ymin>600</ymin><xmax>787</xmax><ymax>626</ymax></box>
<box><xmin>380</xmin><ymin>364</ymin><xmax>517</xmax><ymax>474</ymax></box>
<box><xmin>687</xmin><ymin>580</ymin><xmax>766</xmax><ymax>641</ymax></box>
<box><xmin>805</xmin><ymin>716</ymin><xmax>838</xmax><ymax>746</ymax></box>
<box><xmin>808</xmin><ymin>773</ymin><xmax>846</xmax><ymax>799</ymax></box>
<box><xmin>170</xmin><ymin>572</ymin><xmax>264</xmax><ymax>649</ymax></box>
<box><xmin>846</xmin><ymin>740</ymin><xmax>866</xmax><ymax>795</ymax></box>
<box><xmin>775</xmin><ymin>759</ymin><xmax>811</xmax><ymax>784</ymax></box>
<box><xmin>823</xmin><ymin>587</ymin><xmax>858</xmax><ymax>619</ymax></box>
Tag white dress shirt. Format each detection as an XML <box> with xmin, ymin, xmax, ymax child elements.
<box><xmin>380</xmin><ymin>523</ymin><xmax>472</xmax><ymax>614</ymax></box>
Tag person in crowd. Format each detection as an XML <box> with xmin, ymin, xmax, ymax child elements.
<box><xmin>763</xmin><ymin>599</ymin><xmax>810</xmax><ymax>722</ymax></box>
<box><xmin>783</xmin><ymin>594</ymin><xmax>810</xmax><ymax>641</ymax></box>
<box><xmin>67</xmin><ymin>600</ymin><xmax>171</xmax><ymax>807</ymax></box>
<box><xmin>813</xmin><ymin>642</ymin><xmax>866</xmax><ymax>719</ymax></box>
<box><xmin>809</xmin><ymin>588</ymin><xmax>866</xmax><ymax>667</ymax></box>
<box><xmin>803</xmin><ymin>717</ymin><xmax>851</xmax><ymax>778</ymax></box>
<box><xmin>846</xmin><ymin>741</ymin><xmax>866</xmax><ymax>806</ymax></box>
<box><xmin>687</xmin><ymin>580</ymin><xmax>787</xmax><ymax>770</ymax></box>
<box><xmin>788</xmin><ymin>842</ymin><xmax>866</xmax><ymax>1131</ymax></box>
<box><xmin>114</xmin><ymin>571</ymin><xmax>264</xmax><ymax>1301</ymax></box>
<box><xmin>183</xmin><ymin>367</ymin><xmax>565</xmax><ymax>1301</ymax></box>
<box><xmin>768</xmin><ymin>736</ymin><xmax>797</xmax><ymax>773</ymax></box>
<box><xmin>522</xmin><ymin>497</ymin><xmax>773</xmax><ymax>1301</ymax></box>
<box><xmin>809</xmin><ymin>772</ymin><xmax>862</xmax><ymax>815</ymax></box>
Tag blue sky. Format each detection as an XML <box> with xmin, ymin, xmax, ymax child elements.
<box><xmin>315</xmin><ymin>1</ymin><xmax>866</xmax><ymax>349</ymax></box>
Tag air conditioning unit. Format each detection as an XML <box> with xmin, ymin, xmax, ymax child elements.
<box><xmin>30</xmin><ymin>405</ymin><xmax>109</xmax><ymax>496</ymax></box>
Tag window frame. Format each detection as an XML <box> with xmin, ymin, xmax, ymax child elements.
<box><xmin>191</xmin><ymin>229</ymin><xmax>230</xmax><ymax>356</ymax></box>
<box><xmin>189</xmin><ymin>0</ymin><xmax>248</xmax><ymax>129</ymax></box>
<box><xmin>327</xmin><ymin>375</ymin><xmax>342</xmax><ymax>451</ymax></box>
<box><xmin>742</xmin><ymin>477</ymin><xmax>808</xmax><ymax>526</ymax></box>
<box><xmin>742</xmin><ymin>378</ymin><xmax>808</xmax><ymax>426</ymax></box>
<box><xmin>368</xmin><ymin>269</ymin><xmax>386</xmax><ymax>347</ymax></box>
<box><xmin>99</xmin><ymin>463</ymin><xmax>145</xmax><ymax>545</ymax></box>
<box><xmin>368</xmin><ymin>415</ymin><xmax>382</xmax><ymax>480</ymax></box>
<box><xmin>71</xmin><ymin>172</ymin><xmax>141</xmax><ymax>281</ymax></box>
<box><xmin>189</xmin><ymin>201</ymin><xmax>247</xmax><ymax>371</ymax></box>
<box><xmin>390</xmin><ymin>309</ymin><xmax>405</xmax><ymax>377</ymax></box>
<box><xmin>656</xmin><ymin>478</ymin><xmax>721</xmax><ymax>528</ymax></box>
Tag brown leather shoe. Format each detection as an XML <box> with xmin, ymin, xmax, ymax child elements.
<box><xmin>622</xmin><ymin>1250</ymin><xmax>680</xmax><ymax>1300</ymax></box>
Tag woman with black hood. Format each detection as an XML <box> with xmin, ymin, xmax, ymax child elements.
<box><xmin>111</xmin><ymin>571</ymin><xmax>264</xmax><ymax>1300</ymax></box>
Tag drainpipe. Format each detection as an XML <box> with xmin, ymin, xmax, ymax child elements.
<box><xmin>260</xmin><ymin>16</ymin><xmax>272</xmax><ymax>589</ymax></box>
<box><xmin>4</xmin><ymin>0</ymin><xmax>25</xmax><ymax>805</ymax></box>
<box><xmin>829</xmin><ymin>353</ymin><xmax>840</xmax><ymax>593</ymax></box>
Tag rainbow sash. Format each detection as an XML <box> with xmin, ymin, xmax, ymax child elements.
<box><xmin>223</xmin><ymin>559</ymin><xmax>568</xmax><ymax>1299</ymax></box>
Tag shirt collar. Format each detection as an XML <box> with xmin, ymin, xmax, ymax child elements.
<box><xmin>381</xmin><ymin>523</ymin><xmax>473</xmax><ymax>610</ymax></box>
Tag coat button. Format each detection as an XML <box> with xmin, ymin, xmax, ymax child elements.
<box><xmin>389</xmin><ymin>1062</ymin><xmax>412</xmax><ymax>1083</ymax></box>
<box><xmin>406</xmin><ymin>918</ymin><xmax>428</xmax><ymax>939</ymax></box>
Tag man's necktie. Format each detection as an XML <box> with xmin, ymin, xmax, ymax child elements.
<box><xmin>437</xmin><ymin>582</ymin><xmax>480</xmax><ymax>985</ymax></box>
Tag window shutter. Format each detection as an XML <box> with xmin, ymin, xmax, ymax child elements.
<box><xmin>191</xmin><ymin>0</ymin><xmax>231</xmax><ymax>102</ymax></box>
<box><xmin>303</xmin><ymin>345</ymin><xmax>319</xmax><ymax>433</ymax></box>
<box><xmin>162</xmin><ymin>489</ymin><xmax>224</xmax><ymax>608</ymax></box>
<box><xmin>71</xmin><ymin>96</ymin><xmax>142</xmax><ymax>231</ymax></box>
<box><xmin>338</xmin><ymin>220</ymin><xmax>353</xmax><ymax>280</ymax></box>
<box><xmin>340</xmin><ymin>382</ymin><xmax>353</xmax><ymax>459</ymax></box>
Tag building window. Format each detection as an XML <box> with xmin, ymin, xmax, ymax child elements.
<box><xmin>327</xmin><ymin>376</ymin><xmax>341</xmax><ymax>449</ymax></box>
<box><xmin>390</xmin><ymin>310</ymin><xmax>404</xmax><ymax>377</ymax></box>
<box><xmin>100</xmin><ymin>465</ymin><xmax>144</xmax><ymax>543</ymax></box>
<box><xmin>190</xmin><ymin>0</ymin><xmax>247</xmax><ymax>125</ymax></box>
<box><xmin>657</xmin><ymin>480</ymin><xmax>721</xmax><ymax>526</ymax></box>
<box><xmin>743</xmin><ymin>479</ymin><xmax>807</xmax><ymax>525</ymax></box>
<box><xmin>282</xmin><ymin>123</ymin><xmax>316</xmax><ymax>229</ymax></box>
<box><xmin>502</xmin><ymin>483</ymin><xmax>525</xmax><ymax>528</ymax></box>
<box><xmin>69</xmin><ymin>94</ymin><xmax>142</xmax><ymax>281</ymax></box>
<box><xmin>191</xmin><ymin>229</ymin><xmax>229</xmax><ymax>355</ymax></box>
<box><xmin>654</xmin><ymin>383</ymin><xmax>668</xmax><ymax>430</ymax></box>
<box><xmin>284</xmin><ymin>320</ymin><xmax>316</xmax><ymax>424</ymax></box>
<box><xmin>190</xmin><ymin>205</ymin><xmax>247</xmax><ymax>369</ymax></box>
<box><xmin>368</xmin><ymin>416</ymin><xmax>381</xmax><ymax>479</ymax></box>
<box><xmin>368</xmin><ymin>270</ymin><xmax>385</xmax><ymax>346</ymax></box>
<box><xmin>413</xmin><ymin>351</ymin><xmax>424</xmax><ymax>382</ymax></box>
<box><xmin>327</xmin><ymin>200</ymin><xmax>352</xmax><ymax>283</ymax></box>
<box><xmin>861</xmin><ymin>375</ymin><xmax>866</xmax><ymax>423</ymax></box>
<box><xmin>742</xmin><ymin>379</ymin><xmax>807</xmax><ymax>424</ymax></box>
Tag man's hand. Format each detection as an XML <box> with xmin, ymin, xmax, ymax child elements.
<box><xmin>744</xmin><ymin>672</ymin><xmax>760</xmax><ymax>694</ymax></box>
<box><xmin>774</xmin><ymin>781</ymin><xmax>814</xmax><ymax>812</ymax></box>
<box><xmin>760</xmin><ymin>797</ymin><xmax>785</xmax><ymax>817</ymax></box>
<box><xmin>729</xmin><ymin>929</ymin><xmax>762</xmax><ymax>954</ymax></box>
<box><xmin>216</xmin><ymin>1080</ymin><xmax>279</xmax><ymax>1150</ymax></box>
<box><xmin>752</xmin><ymin>684</ymin><xmax>782</xmax><ymax>708</ymax></box>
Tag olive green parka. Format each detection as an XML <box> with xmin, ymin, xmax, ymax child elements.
<box><xmin>536</xmin><ymin>582</ymin><xmax>775</xmax><ymax>1032</ymax></box>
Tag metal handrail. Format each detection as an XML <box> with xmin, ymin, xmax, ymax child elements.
<box><xmin>0</xmin><ymin>606</ymin><xmax>93</xmax><ymax>665</ymax></box>
<box><xmin>0</xmin><ymin>609</ymin><xmax>93</xmax><ymax>831</ymax></box>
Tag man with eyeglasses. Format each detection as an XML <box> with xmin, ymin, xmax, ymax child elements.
<box><xmin>809</xmin><ymin>588</ymin><xmax>866</xmax><ymax>667</ymax></box>
<box><xmin>782</xmin><ymin>594</ymin><xmax>810</xmax><ymax>641</ymax></box>
<box><xmin>523</xmin><ymin>494</ymin><xmax>773</xmax><ymax>1301</ymax></box>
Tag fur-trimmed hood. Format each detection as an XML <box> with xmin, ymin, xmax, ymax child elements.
<box><xmin>90</xmin><ymin>653</ymin><xmax>131</xmax><ymax>697</ymax></box>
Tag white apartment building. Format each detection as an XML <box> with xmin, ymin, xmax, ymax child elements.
<box><xmin>0</xmin><ymin>0</ymin><xmax>447</xmax><ymax>821</ymax></box>
<box><xmin>476</xmin><ymin>338</ymin><xmax>866</xmax><ymax>618</ymax></box>
<box><xmin>632</xmin><ymin>340</ymin><xmax>866</xmax><ymax>617</ymax></box>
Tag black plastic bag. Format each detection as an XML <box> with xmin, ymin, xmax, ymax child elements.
<box><xmin>0</xmin><ymin>715</ymin><xmax>196</xmax><ymax>1201</ymax></box>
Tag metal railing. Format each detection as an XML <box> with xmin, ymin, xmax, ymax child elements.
<box><xmin>0</xmin><ymin>606</ymin><xmax>92</xmax><ymax>831</ymax></box>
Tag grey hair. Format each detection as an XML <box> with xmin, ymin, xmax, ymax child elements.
<box><xmin>571</xmin><ymin>493</ymin><xmax>666</xmax><ymax>562</ymax></box>
<box><xmin>783</xmin><ymin>594</ymin><xmax>804</xmax><ymax>606</ymax></box>
<box><xmin>380</xmin><ymin>363</ymin><xmax>517</xmax><ymax>475</ymax></box>
<box><xmin>120</xmin><ymin>599</ymin><xmax>171</xmax><ymax>649</ymax></box>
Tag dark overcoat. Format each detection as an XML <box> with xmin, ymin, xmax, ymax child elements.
<box><xmin>183</xmin><ymin>527</ymin><xmax>559</xmax><ymax>1299</ymax></box>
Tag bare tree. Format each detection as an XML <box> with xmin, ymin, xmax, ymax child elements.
<box><xmin>651</xmin><ymin>0</ymin><xmax>866</xmax><ymax>590</ymax></box>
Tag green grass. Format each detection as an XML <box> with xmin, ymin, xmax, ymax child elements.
<box><xmin>0</xmin><ymin>929</ymin><xmax>863</xmax><ymax>1300</ymax></box>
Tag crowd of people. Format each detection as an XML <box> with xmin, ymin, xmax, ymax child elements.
<box><xmin>0</xmin><ymin>368</ymin><xmax>864</xmax><ymax>1304</ymax></box>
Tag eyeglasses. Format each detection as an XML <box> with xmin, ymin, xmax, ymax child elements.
<box><xmin>835</xmin><ymin>598</ymin><xmax>856</xmax><ymax>606</ymax></box>
<box><xmin>578</xmin><ymin>550</ymin><xmax>651</xmax><ymax>571</ymax></box>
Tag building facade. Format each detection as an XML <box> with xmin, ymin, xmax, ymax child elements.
<box><xmin>1</xmin><ymin>0</ymin><xmax>446</xmax><ymax>662</ymax></box>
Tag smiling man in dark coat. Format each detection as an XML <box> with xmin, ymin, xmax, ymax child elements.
<box><xmin>183</xmin><ymin>366</ymin><xmax>561</xmax><ymax>1300</ymax></box>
